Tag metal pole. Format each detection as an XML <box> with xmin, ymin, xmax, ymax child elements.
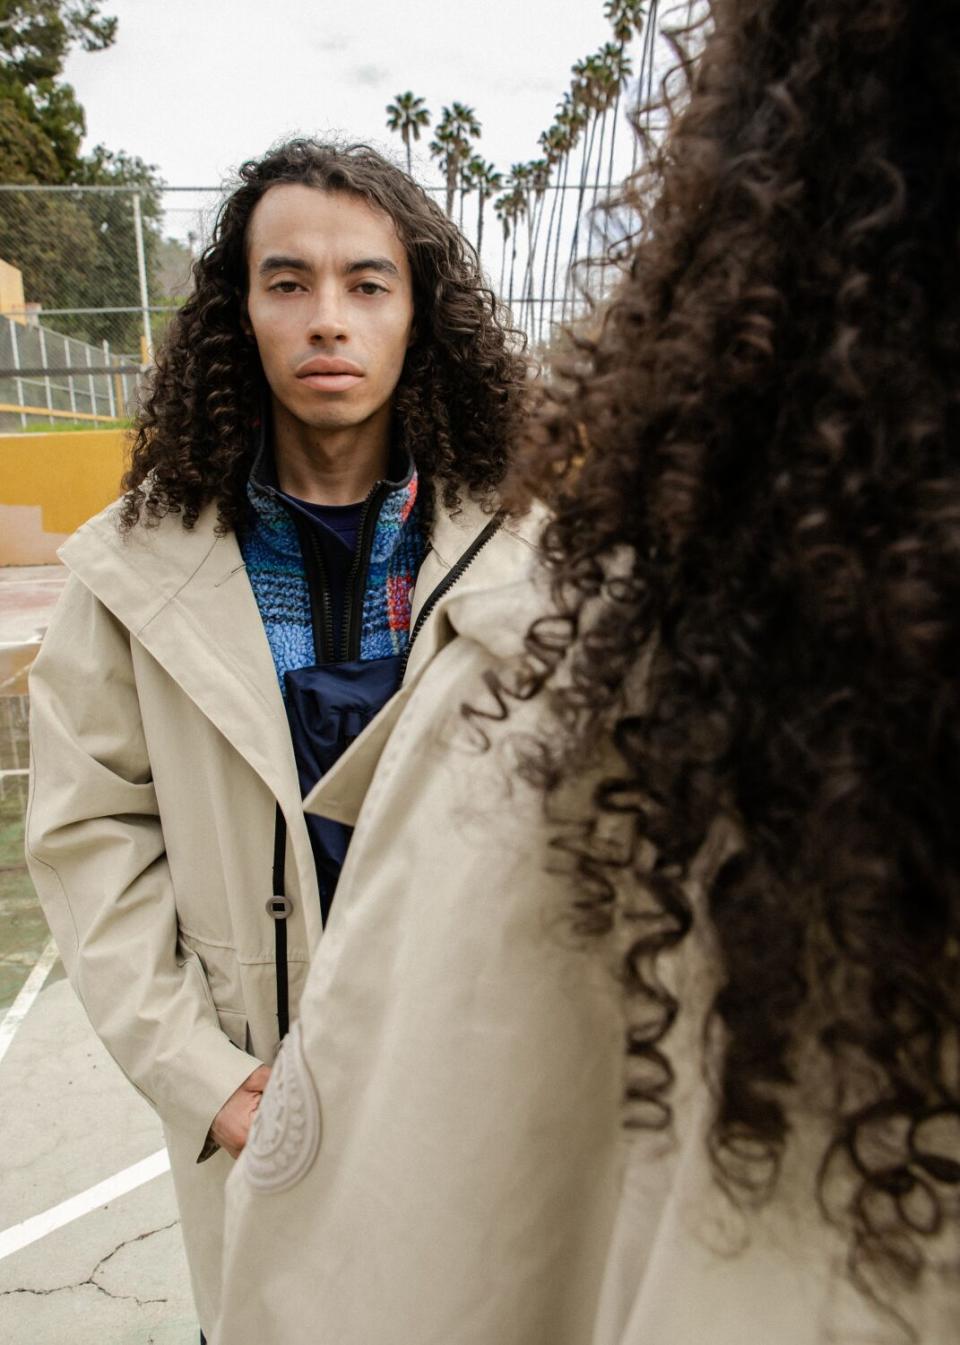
<box><xmin>36</xmin><ymin>325</ymin><xmax>54</xmax><ymax>425</ymax></box>
<box><xmin>8</xmin><ymin>318</ymin><xmax>27</xmax><ymax>429</ymax></box>
<box><xmin>66</xmin><ymin>336</ymin><xmax>78</xmax><ymax>416</ymax></box>
<box><xmin>102</xmin><ymin>339</ymin><xmax>116</xmax><ymax>417</ymax></box>
<box><xmin>132</xmin><ymin>192</ymin><xmax>153</xmax><ymax>365</ymax></box>
<box><xmin>85</xmin><ymin>343</ymin><xmax>98</xmax><ymax>423</ymax></box>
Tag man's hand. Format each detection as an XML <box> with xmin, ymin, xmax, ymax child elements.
<box><xmin>211</xmin><ymin>1064</ymin><xmax>272</xmax><ymax>1159</ymax></box>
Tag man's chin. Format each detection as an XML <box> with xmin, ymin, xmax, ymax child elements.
<box><xmin>284</xmin><ymin>403</ymin><xmax>368</xmax><ymax>433</ymax></box>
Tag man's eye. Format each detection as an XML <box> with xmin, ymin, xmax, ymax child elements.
<box><xmin>355</xmin><ymin>282</ymin><xmax>387</xmax><ymax>296</ymax></box>
<box><xmin>270</xmin><ymin>281</ymin><xmax>302</xmax><ymax>293</ymax></box>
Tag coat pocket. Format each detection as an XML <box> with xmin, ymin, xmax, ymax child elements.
<box><xmin>240</xmin><ymin>1020</ymin><xmax>321</xmax><ymax>1193</ymax></box>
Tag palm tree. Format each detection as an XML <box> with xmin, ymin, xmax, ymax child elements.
<box><xmin>535</xmin><ymin>123</ymin><xmax>567</xmax><ymax>340</ymax></box>
<box><xmin>429</xmin><ymin>103</ymin><xmax>482</xmax><ymax>217</ymax></box>
<box><xmin>634</xmin><ymin>0</ymin><xmax>661</xmax><ymax>172</ymax></box>
<box><xmin>589</xmin><ymin>42</ymin><xmax>631</xmax><ymax>217</ymax></box>
<box><xmin>496</xmin><ymin>174</ymin><xmax>527</xmax><ymax>310</ymax></box>
<box><xmin>548</xmin><ymin>94</ymin><xmax>588</xmax><ymax>332</ymax></box>
<box><xmin>458</xmin><ymin>155</ymin><xmax>477</xmax><ymax>230</ymax></box>
<box><xmin>520</xmin><ymin>157</ymin><xmax>551</xmax><ymax>334</ymax></box>
<box><xmin>602</xmin><ymin>1</ymin><xmax>644</xmax><ymax>197</ymax></box>
<box><xmin>494</xmin><ymin>191</ymin><xmax>512</xmax><ymax>296</ymax></box>
<box><xmin>564</xmin><ymin>54</ymin><xmax>607</xmax><ymax>319</ymax></box>
<box><xmin>385</xmin><ymin>92</ymin><xmax>431</xmax><ymax>176</ymax></box>
<box><xmin>468</xmin><ymin>156</ymin><xmax>502</xmax><ymax>260</ymax></box>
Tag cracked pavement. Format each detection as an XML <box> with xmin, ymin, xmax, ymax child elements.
<box><xmin>0</xmin><ymin>973</ymin><xmax>199</xmax><ymax>1343</ymax></box>
<box><xmin>0</xmin><ymin>1219</ymin><xmax>178</xmax><ymax>1306</ymax></box>
<box><xmin>1</xmin><ymin>580</ymin><xmax>200</xmax><ymax>1344</ymax></box>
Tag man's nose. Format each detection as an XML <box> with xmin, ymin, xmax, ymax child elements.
<box><xmin>306</xmin><ymin>287</ymin><xmax>348</xmax><ymax>342</ymax></box>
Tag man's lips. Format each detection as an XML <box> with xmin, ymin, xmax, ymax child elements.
<box><xmin>295</xmin><ymin>355</ymin><xmax>364</xmax><ymax>391</ymax></box>
<box><xmin>296</xmin><ymin>356</ymin><xmax>364</xmax><ymax>377</ymax></box>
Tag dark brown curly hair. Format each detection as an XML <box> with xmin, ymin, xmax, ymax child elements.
<box><xmin>121</xmin><ymin>139</ymin><xmax>529</xmax><ymax>533</ymax></box>
<box><xmin>504</xmin><ymin>0</ymin><xmax>960</xmax><ymax>1325</ymax></box>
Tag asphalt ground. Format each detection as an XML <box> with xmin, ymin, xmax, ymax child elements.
<box><xmin>0</xmin><ymin>566</ymin><xmax>199</xmax><ymax>1344</ymax></box>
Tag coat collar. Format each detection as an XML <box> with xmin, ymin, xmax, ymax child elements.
<box><xmin>59</xmin><ymin>500</ymin><xmax>303</xmax><ymax>820</ymax></box>
<box><xmin>244</xmin><ymin>432</ymin><xmax>420</xmax><ymax>567</ymax></box>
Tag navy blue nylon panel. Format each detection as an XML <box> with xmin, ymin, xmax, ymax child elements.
<box><xmin>284</xmin><ymin>655</ymin><xmax>402</xmax><ymax>922</ymax></box>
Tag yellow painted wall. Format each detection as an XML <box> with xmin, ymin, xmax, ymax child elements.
<box><xmin>0</xmin><ymin>429</ymin><xmax>128</xmax><ymax>564</ymax></box>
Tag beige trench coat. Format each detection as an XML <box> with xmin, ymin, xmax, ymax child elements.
<box><xmin>216</xmin><ymin>564</ymin><xmax>959</xmax><ymax>1345</ymax></box>
<box><xmin>25</xmin><ymin>491</ymin><xmax>536</xmax><ymax>1335</ymax></box>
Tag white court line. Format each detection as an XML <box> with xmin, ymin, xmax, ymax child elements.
<box><xmin>0</xmin><ymin>937</ymin><xmax>59</xmax><ymax>1068</ymax></box>
<box><xmin>0</xmin><ymin>1149</ymin><xmax>171</xmax><ymax>1261</ymax></box>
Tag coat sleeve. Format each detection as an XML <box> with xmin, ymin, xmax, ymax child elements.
<box><xmin>24</xmin><ymin>574</ymin><xmax>262</xmax><ymax>1163</ymax></box>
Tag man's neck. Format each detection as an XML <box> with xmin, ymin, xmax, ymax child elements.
<box><xmin>271</xmin><ymin>400</ymin><xmax>391</xmax><ymax>506</ymax></box>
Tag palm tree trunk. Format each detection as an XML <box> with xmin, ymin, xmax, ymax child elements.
<box><xmin>445</xmin><ymin>158</ymin><xmax>457</xmax><ymax>217</ymax></box>
<box><xmin>522</xmin><ymin>191</ymin><xmax>548</xmax><ymax>342</ymax></box>
<box><xmin>590</xmin><ymin>108</ymin><xmax>609</xmax><ymax>220</ymax></box>
<box><xmin>477</xmin><ymin>193</ymin><xmax>485</xmax><ymax>259</ymax></box>
<box><xmin>635</xmin><ymin>4</ymin><xmax>658</xmax><ymax>174</ymax></box>
<box><xmin>405</xmin><ymin>134</ymin><xmax>412</xmax><ymax>176</ymax></box>
<box><xmin>550</xmin><ymin>153</ymin><xmax>570</xmax><ymax>331</ymax></box>
<box><xmin>565</xmin><ymin>111</ymin><xmax>598</xmax><ymax>321</ymax></box>
<box><xmin>538</xmin><ymin>176</ymin><xmax>562</xmax><ymax>344</ymax></box>
<box><xmin>606</xmin><ymin>89</ymin><xmax>622</xmax><ymax>198</ymax></box>
<box><xmin>499</xmin><ymin>226</ymin><xmax>509</xmax><ymax>296</ymax></box>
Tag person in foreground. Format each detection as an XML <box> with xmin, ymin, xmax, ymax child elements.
<box><xmin>25</xmin><ymin>140</ymin><xmax>532</xmax><ymax>1336</ymax></box>
<box><xmin>217</xmin><ymin>3</ymin><xmax>960</xmax><ymax>1342</ymax></box>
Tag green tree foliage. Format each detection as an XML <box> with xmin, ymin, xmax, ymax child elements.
<box><xmin>0</xmin><ymin>2</ymin><xmax>166</xmax><ymax>352</ymax></box>
<box><xmin>0</xmin><ymin>0</ymin><xmax>116</xmax><ymax>180</ymax></box>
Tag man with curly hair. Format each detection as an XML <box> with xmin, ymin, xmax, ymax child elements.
<box><xmin>25</xmin><ymin>139</ymin><xmax>533</xmax><ymax>1337</ymax></box>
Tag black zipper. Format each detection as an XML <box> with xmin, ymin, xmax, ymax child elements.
<box><xmin>341</xmin><ymin>481</ymin><xmax>390</xmax><ymax>660</ymax></box>
<box><xmin>289</xmin><ymin>512</ymin><xmax>337</xmax><ymax>662</ymax></box>
<box><xmin>397</xmin><ymin>510</ymin><xmax>506</xmax><ymax>682</ymax></box>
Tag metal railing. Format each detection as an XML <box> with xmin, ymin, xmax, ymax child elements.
<box><xmin>0</xmin><ymin>312</ymin><xmax>136</xmax><ymax>432</ymax></box>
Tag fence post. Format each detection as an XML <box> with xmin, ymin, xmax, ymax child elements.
<box><xmin>36</xmin><ymin>325</ymin><xmax>54</xmax><ymax>425</ymax></box>
<box><xmin>102</xmin><ymin>339</ymin><xmax>116</xmax><ymax>417</ymax></box>
<box><xmin>8</xmin><ymin>318</ymin><xmax>27</xmax><ymax>430</ymax></box>
<box><xmin>84</xmin><ymin>343</ymin><xmax>98</xmax><ymax>424</ymax></box>
<box><xmin>66</xmin><ymin>335</ymin><xmax>78</xmax><ymax>416</ymax></box>
<box><xmin>132</xmin><ymin>193</ymin><xmax>153</xmax><ymax>367</ymax></box>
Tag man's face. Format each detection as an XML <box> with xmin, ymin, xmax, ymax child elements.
<box><xmin>244</xmin><ymin>184</ymin><xmax>414</xmax><ymax>435</ymax></box>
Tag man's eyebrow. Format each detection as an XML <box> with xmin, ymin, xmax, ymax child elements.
<box><xmin>257</xmin><ymin>254</ymin><xmax>311</xmax><ymax>276</ymax></box>
<box><xmin>344</xmin><ymin>257</ymin><xmax>401</xmax><ymax>278</ymax></box>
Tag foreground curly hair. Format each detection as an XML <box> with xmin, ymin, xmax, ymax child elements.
<box><xmin>121</xmin><ymin>139</ymin><xmax>528</xmax><ymax>533</ymax></box>
<box><xmin>508</xmin><ymin>0</ymin><xmax>960</xmax><ymax>1324</ymax></box>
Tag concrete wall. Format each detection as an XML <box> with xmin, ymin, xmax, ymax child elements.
<box><xmin>0</xmin><ymin>258</ymin><xmax>26</xmax><ymax>322</ymax></box>
<box><xmin>0</xmin><ymin>429</ymin><xmax>127</xmax><ymax>565</ymax></box>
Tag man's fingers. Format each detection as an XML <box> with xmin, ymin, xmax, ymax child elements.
<box><xmin>244</xmin><ymin>1064</ymin><xmax>272</xmax><ymax>1093</ymax></box>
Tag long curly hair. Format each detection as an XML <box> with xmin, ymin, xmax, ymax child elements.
<box><xmin>507</xmin><ymin>0</ymin><xmax>960</xmax><ymax>1322</ymax></box>
<box><xmin>121</xmin><ymin>139</ymin><xmax>528</xmax><ymax>533</ymax></box>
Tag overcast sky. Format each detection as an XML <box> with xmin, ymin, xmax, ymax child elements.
<box><xmin>63</xmin><ymin>0</ymin><xmax>648</xmax><ymax>191</ymax></box>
